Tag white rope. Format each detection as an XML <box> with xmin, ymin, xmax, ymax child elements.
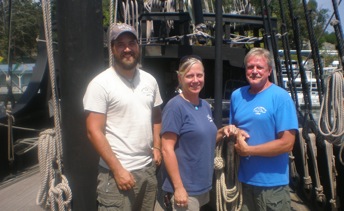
<box><xmin>14</xmin><ymin>137</ymin><xmax>38</xmax><ymax>155</ymax></box>
<box><xmin>37</xmin><ymin>0</ymin><xmax>72</xmax><ymax>209</ymax></box>
<box><xmin>324</xmin><ymin>140</ymin><xmax>339</xmax><ymax>209</ymax></box>
<box><xmin>125</xmin><ymin>0</ymin><xmax>129</xmax><ymax>24</ymax></box>
<box><xmin>318</xmin><ymin>70</ymin><xmax>344</xmax><ymax>141</ymax></box>
<box><xmin>0</xmin><ymin>121</ymin><xmax>42</xmax><ymax>132</ymax></box>
<box><xmin>49</xmin><ymin>175</ymin><xmax>72</xmax><ymax>211</ymax></box>
<box><xmin>36</xmin><ymin>129</ymin><xmax>54</xmax><ymax>209</ymax></box>
<box><xmin>165</xmin><ymin>0</ymin><xmax>175</xmax><ymax>30</ymax></box>
<box><xmin>131</xmin><ymin>0</ymin><xmax>135</xmax><ymax>27</ymax></box>
<box><xmin>6</xmin><ymin>102</ymin><xmax>14</xmax><ymax>163</ymax></box>
<box><xmin>36</xmin><ymin>129</ymin><xmax>72</xmax><ymax>211</ymax></box>
<box><xmin>109</xmin><ymin>0</ymin><xmax>115</xmax><ymax>67</ymax></box>
<box><xmin>135</xmin><ymin>0</ymin><xmax>139</xmax><ymax>33</ymax></box>
<box><xmin>109</xmin><ymin>0</ymin><xmax>139</xmax><ymax>64</ymax></box>
<box><xmin>214</xmin><ymin>138</ymin><xmax>242</xmax><ymax>211</ymax></box>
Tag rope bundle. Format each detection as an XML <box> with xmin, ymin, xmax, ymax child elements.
<box><xmin>318</xmin><ymin>70</ymin><xmax>344</xmax><ymax>140</ymax></box>
<box><xmin>49</xmin><ymin>175</ymin><xmax>72</xmax><ymax>211</ymax></box>
<box><xmin>214</xmin><ymin>138</ymin><xmax>242</xmax><ymax>211</ymax></box>
<box><xmin>36</xmin><ymin>129</ymin><xmax>72</xmax><ymax>211</ymax></box>
<box><xmin>37</xmin><ymin>0</ymin><xmax>72</xmax><ymax>209</ymax></box>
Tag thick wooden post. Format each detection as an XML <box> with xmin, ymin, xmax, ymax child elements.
<box><xmin>56</xmin><ymin>1</ymin><xmax>104</xmax><ymax>210</ymax></box>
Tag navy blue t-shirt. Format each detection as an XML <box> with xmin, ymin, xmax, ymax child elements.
<box><xmin>161</xmin><ymin>95</ymin><xmax>218</xmax><ymax>195</ymax></box>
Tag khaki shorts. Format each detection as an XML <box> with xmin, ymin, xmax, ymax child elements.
<box><xmin>97</xmin><ymin>164</ymin><xmax>157</xmax><ymax>211</ymax></box>
<box><xmin>241</xmin><ymin>183</ymin><xmax>291</xmax><ymax>211</ymax></box>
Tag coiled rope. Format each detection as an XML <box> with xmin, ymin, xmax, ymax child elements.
<box><xmin>318</xmin><ymin>70</ymin><xmax>344</xmax><ymax>166</ymax></box>
<box><xmin>214</xmin><ymin>137</ymin><xmax>242</xmax><ymax>211</ymax></box>
<box><xmin>36</xmin><ymin>129</ymin><xmax>72</xmax><ymax>211</ymax></box>
<box><xmin>318</xmin><ymin>70</ymin><xmax>344</xmax><ymax>140</ymax></box>
<box><xmin>36</xmin><ymin>0</ymin><xmax>72</xmax><ymax>210</ymax></box>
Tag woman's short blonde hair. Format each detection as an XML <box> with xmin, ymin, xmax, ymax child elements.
<box><xmin>177</xmin><ymin>55</ymin><xmax>203</xmax><ymax>78</ymax></box>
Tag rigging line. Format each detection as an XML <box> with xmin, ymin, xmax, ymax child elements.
<box><xmin>320</xmin><ymin>0</ymin><xmax>342</xmax><ymax>38</ymax></box>
<box><xmin>5</xmin><ymin>0</ymin><xmax>16</xmax><ymax>168</ymax></box>
<box><xmin>0</xmin><ymin>122</ymin><xmax>43</xmax><ymax>132</ymax></box>
<box><xmin>303</xmin><ymin>0</ymin><xmax>343</xmax><ymax>66</ymax></box>
<box><xmin>37</xmin><ymin>1</ymin><xmax>72</xmax><ymax>210</ymax></box>
<box><xmin>6</xmin><ymin>0</ymin><xmax>15</xmax><ymax>107</ymax></box>
<box><xmin>324</xmin><ymin>141</ymin><xmax>338</xmax><ymax>209</ymax></box>
<box><xmin>331</xmin><ymin>0</ymin><xmax>344</xmax><ymax>69</ymax></box>
<box><xmin>288</xmin><ymin>0</ymin><xmax>314</xmax><ymax>122</ymax></box>
<box><xmin>302</xmin><ymin>0</ymin><xmax>324</xmax><ymax>104</ymax></box>
<box><xmin>109</xmin><ymin>0</ymin><xmax>115</xmax><ymax>67</ymax></box>
<box><xmin>131</xmin><ymin>0</ymin><xmax>134</xmax><ymax>28</ymax></box>
<box><xmin>278</xmin><ymin>0</ymin><xmax>301</xmax><ymax>114</ymax></box>
<box><xmin>135</xmin><ymin>0</ymin><xmax>138</xmax><ymax>33</ymax></box>
<box><xmin>260</xmin><ymin>0</ymin><xmax>281</xmax><ymax>86</ymax></box>
<box><xmin>42</xmin><ymin>0</ymin><xmax>63</xmax><ymax>163</ymax></box>
<box><xmin>1</xmin><ymin>1</ymin><xmax>5</xmax><ymax>32</ymax></box>
<box><xmin>318</xmin><ymin>71</ymin><xmax>344</xmax><ymax>139</ymax></box>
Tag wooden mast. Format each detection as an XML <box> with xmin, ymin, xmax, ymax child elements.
<box><xmin>56</xmin><ymin>1</ymin><xmax>104</xmax><ymax>210</ymax></box>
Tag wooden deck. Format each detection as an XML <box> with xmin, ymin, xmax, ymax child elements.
<box><xmin>0</xmin><ymin>165</ymin><xmax>310</xmax><ymax>211</ymax></box>
<box><xmin>0</xmin><ymin>165</ymin><xmax>44</xmax><ymax>211</ymax></box>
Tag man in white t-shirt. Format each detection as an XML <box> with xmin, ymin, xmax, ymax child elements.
<box><xmin>83</xmin><ymin>23</ymin><xmax>163</xmax><ymax>211</ymax></box>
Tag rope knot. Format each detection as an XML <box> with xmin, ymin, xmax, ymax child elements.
<box><xmin>214</xmin><ymin>156</ymin><xmax>225</xmax><ymax>170</ymax></box>
<box><xmin>49</xmin><ymin>175</ymin><xmax>72</xmax><ymax>210</ymax></box>
<box><xmin>39</xmin><ymin>128</ymin><xmax>55</xmax><ymax>136</ymax></box>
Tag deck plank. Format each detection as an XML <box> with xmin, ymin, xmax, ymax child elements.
<box><xmin>0</xmin><ymin>166</ymin><xmax>310</xmax><ymax>211</ymax></box>
<box><xmin>0</xmin><ymin>167</ymin><xmax>44</xmax><ymax>211</ymax></box>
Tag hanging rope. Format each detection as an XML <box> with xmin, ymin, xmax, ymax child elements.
<box><xmin>214</xmin><ymin>137</ymin><xmax>242</xmax><ymax>211</ymax></box>
<box><xmin>109</xmin><ymin>0</ymin><xmax>116</xmax><ymax>67</ymax></box>
<box><xmin>324</xmin><ymin>140</ymin><xmax>339</xmax><ymax>209</ymax></box>
<box><xmin>36</xmin><ymin>129</ymin><xmax>72</xmax><ymax>211</ymax></box>
<box><xmin>109</xmin><ymin>0</ymin><xmax>139</xmax><ymax>65</ymax></box>
<box><xmin>36</xmin><ymin>0</ymin><xmax>72</xmax><ymax>210</ymax></box>
<box><xmin>318</xmin><ymin>71</ymin><xmax>344</xmax><ymax>140</ymax></box>
<box><xmin>6</xmin><ymin>102</ymin><xmax>14</xmax><ymax>165</ymax></box>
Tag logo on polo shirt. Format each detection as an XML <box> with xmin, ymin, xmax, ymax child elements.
<box><xmin>253</xmin><ymin>106</ymin><xmax>267</xmax><ymax>115</ymax></box>
<box><xmin>141</xmin><ymin>87</ymin><xmax>154</xmax><ymax>97</ymax></box>
<box><xmin>207</xmin><ymin>114</ymin><xmax>213</xmax><ymax>122</ymax></box>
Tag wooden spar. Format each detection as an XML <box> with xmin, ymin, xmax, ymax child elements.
<box><xmin>56</xmin><ymin>1</ymin><xmax>104</xmax><ymax>210</ymax></box>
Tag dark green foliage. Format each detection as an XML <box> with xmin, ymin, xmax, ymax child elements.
<box><xmin>0</xmin><ymin>0</ymin><xmax>43</xmax><ymax>63</ymax></box>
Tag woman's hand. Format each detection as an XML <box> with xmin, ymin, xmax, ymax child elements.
<box><xmin>217</xmin><ymin>125</ymin><xmax>250</xmax><ymax>142</ymax></box>
<box><xmin>174</xmin><ymin>187</ymin><xmax>188</xmax><ymax>208</ymax></box>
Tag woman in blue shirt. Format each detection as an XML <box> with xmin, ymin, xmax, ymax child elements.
<box><xmin>161</xmin><ymin>55</ymin><xmax>237</xmax><ymax>210</ymax></box>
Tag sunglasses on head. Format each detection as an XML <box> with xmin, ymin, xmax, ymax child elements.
<box><xmin>179</xmin><ymin>55</ymin><xmax>202</xmax><ymax>67</ymax></box>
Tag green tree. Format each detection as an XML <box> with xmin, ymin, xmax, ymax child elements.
<box><xmin>323</xmin><ymin>32</ymin><xmax>337</xmax><ymax>44</ymax></box>
<box><xmin>0</xmin><ymin>0</ymin><xmax>42</xmax><ymax>64</ymax></box>
<box><xmin>249</xmin><ymin>0</ymin><xmax>328</xmax><ymax>50</ymax></box>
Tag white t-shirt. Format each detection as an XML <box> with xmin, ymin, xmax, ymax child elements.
<box><xmin>83</xmin><ymin>67</ymin><xmax>163</xmax><ymax>171</ymax></box>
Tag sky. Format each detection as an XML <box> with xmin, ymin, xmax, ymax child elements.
<box><xmin>316</xmin><ymin>0</ymin><xmax>344</xmax><ymax>33</ymax></box>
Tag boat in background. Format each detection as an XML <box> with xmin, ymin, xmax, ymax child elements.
<box><xmin>0</xmin><ymin>63</ymin><xmax>35</xmax><ymax>107</ymax></box>
<box><xmin>282</xmin><ymin>69</ymin><xmax>321</xmax><ymax>108</ymax></box>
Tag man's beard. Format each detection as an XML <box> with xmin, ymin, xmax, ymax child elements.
<box><xmin>113</xmin><ymin>53</ymin><xmax>139</xmax><ymax>70</ymax></box>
